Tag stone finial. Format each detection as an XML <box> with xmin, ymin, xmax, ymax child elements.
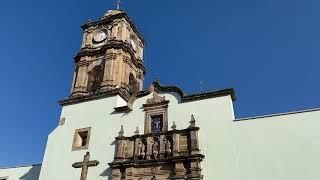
<box><xmin>171</xmin><ymin>121</ymin><xmax>177</xmax><ymax>130</ymax></box>
<box><xmin>118</xmin><ymin>125</ymin><xmax>124</xmax><ymax>137</ymax></box>
<box><xmin>189</xmin><ymin>115</ymin><xmax>196</xmax><ymax>128</ymax></box>
<box><xmin>134</xmin><ymin>126</ymin><xmax>140</xmax><ymax>135</ymax></box>
<box><xmin>153</xmin><ymin>77</ymin><xmax>160</xmax><ymax>85</ymax></box>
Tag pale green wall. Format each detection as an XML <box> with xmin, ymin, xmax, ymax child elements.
<box><xmin>39</xmin><ymin>93</ymin><xmax>235</xmax><ymax>180</ymax></box>
<box><xmin>232</xmin><ymin>110</ymin><xmax>320</xmax><ymax>180</ymax></box>
<box><xmin>0</xmin><ymin>165</ymin><xmax>41</xmax><ymax>180</ymax></box>
<box><xmin>38</xmin><ymin>92</ymin><xmax>320</xmax><ymax>180</ymax></box>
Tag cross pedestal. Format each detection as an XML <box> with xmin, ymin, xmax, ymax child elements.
<box><xmin>72</xmin><ymin>152</ymin><xmax>100</xmax><ymax>180</ymax></box>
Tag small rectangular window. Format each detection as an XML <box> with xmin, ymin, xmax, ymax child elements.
<box><xmin>0</xmin><ymin>177</ymin><xmax>8</xmax><ymax>180</ymax></box>
<box><xmin>72</xmin><ymin>127</ymin><xmax>91</xmax><ymax>151</ymax></box>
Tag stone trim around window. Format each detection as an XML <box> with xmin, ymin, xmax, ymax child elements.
<box><xmin>145</xmin><ymin>108</ymin><xmax>168</xmax><ymax>134</ymax></box>
<box><xmin>143</xmin><ymin>92</ymin><xmax>169</xmax><ymax>134</ymax></box>
<box><xmin>72</xmin><ymin>127</ymin><xmax>92</xmax><ymax>151</ymax></box>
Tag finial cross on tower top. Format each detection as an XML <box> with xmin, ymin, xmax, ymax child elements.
<box><xmin>113</xmin><ymin>0</ymin><xmax>122</xmax><ymax>10</ymax></box>
<box><xmin>200</xmin><ymin>81</ymin><xmax>205</xmax><ymax>93</ymax></box>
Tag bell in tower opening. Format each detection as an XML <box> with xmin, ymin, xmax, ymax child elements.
<box><xmin>68</xmin><ymin>10</ymin><xmax>146</xmax><ymax>101</ymax></box>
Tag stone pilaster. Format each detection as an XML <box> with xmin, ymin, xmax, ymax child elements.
<box><xmin>134</xmin><ymin>137</ymin><xmax>140</xmax><ymax>160</ymax></box>
<box><xmin>112</xmin><ymin>168</ymin><xmax>122</xmax><ymax>180</ymax></box>
<box><xmin>115</xmin><ymin>139</ymin><xmax>123</xmax><ymax>160</ymax></box>
<box><xmin>174</xmin><ymin>162</ymin><xmax>185</xmax><ymax>179</ymax></box>
<box><xmin>189</xmin><ymin>130</ymin><xmax>200</xmax><ymax>155</ymax></box>
<box><xmin>172</xmin><ymin>132</ymin><xmax>180</xmax><ymax>156</ymax></box>
<box><xmin>146</xmin><ymin>136</ymin><xmax>152</xmax><ymax>160</ymax></box>
<box><xmin>125</xmin><ymin>167</ymin><xmax>135</xmax><ymax>180</ymax></box>
<box><xmin>159</xmin><ymin>135</ymin><xmax>165</xmax><ymax>158</ymax></box>
<box><xmin>190</xmin><ymin>161</ymin><xmax>203</xmax><ymax>179</ymax></box>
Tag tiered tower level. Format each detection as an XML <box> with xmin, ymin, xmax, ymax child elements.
<box><xmin>70</xmin><ymin>10</ymin><xmax>145</xmax><ymax>101</ymax></box>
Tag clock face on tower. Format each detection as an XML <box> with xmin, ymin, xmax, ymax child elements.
<box><xmin>93</xmin><ymin>30</ymin><xmax>107</xmax><ymax>43</ymax></box>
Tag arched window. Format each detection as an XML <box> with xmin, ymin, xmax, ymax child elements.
<box><xmin>129</xmin><ymin>73</ymin><xmax>139</xmax><ymax>95</ymax></box>
<box><xmin>87</xmin><ymin>66</ymin><xmax>103</xmax><ymax>94</ymax></box>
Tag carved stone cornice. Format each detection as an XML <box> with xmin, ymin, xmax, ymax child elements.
<box><xmin>114</xmin><ymin>79</ymin><xmax>236</xmax><ymax>113</ymax></box>
<box><xmin>77</xmin><ymin>60</ymin><xmax>89</xmax><ymax>67</ymax></box>
<box><xmin>183</xmin><ymin>88</ymin><xmax>236</xmax><ymax>102</ymax></box>
<box><xmin>74</xmin><ymin>40</ymin><xmax>146</xmax><ymax>74</ymax></box>
<box><xmin>59</xmin><ymin>88</ymin><xmax>130</xmax><ymax>106</ymax></box>
<box><xmin>106</xmin><ymin>53</ymin><xmax>117</xmax><ymax>61</ymax></box>
<box><xmin>115</xmin><ymin>127</ymin><xmax>200</xmax><ymax>141</ymax></box>
<box><xmin>81</xmin><ymin>11</ymin><xmax>145</xmax><ymax>45</ymax></box>
<box><xmin>108</xmin><ymin>154</ymin><xmax>205</xmax><ymax>168</ymax></box>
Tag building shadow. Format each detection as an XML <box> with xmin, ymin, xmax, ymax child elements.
<box><xmin>19</xmin><ymin>165</ymin><xmax>41</xmax><ymax>180</ymax></box>
<box><xmin>100</xmin><ymin>167</ymin><xmax>112</xmax><ymax>180</ymax></box>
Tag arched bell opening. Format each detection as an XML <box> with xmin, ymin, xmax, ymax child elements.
<box><xmin>129</xmin><ymin>73</ymin><xmax>139</xmax><ymax>95</ymax></box>
<box><xmin>87</xmin><ymin>65</ymin><xmax>104</xmax><ymax>94</ymax></box>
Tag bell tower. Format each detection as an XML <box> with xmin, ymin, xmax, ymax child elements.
<box><xmin>70</xmin><ymin>10</ymin><xmax>145</xmax><ymax>100</ymax></box>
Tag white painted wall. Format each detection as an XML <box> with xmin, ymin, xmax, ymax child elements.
<box><xmin>0</xmin><ymin>165</ymin><xmax>41</xmax><ymax>180</ymax></box>
<box><xmin>37</xmin><ymin>91</ymin><xmax>320</xmax><ymax>180</ymax></box>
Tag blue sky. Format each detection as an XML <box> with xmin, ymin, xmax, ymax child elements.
<box><xmin>0</xmin><ymin>0</ymin><xmax>319</xmax><ymax>167</ymax></box>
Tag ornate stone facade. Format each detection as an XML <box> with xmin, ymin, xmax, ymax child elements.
<box><xmin>109</xmin><ymin>121</ymin><xmax>204</xmax><ymax>179</ymax></box>
<box><xmin>109</xmin><ymin>95</ymin><xmax>204</xmax><ymax>180</ymax></box>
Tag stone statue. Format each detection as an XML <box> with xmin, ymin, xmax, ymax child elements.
<box><xmin>165</xmin><ymin>138</ymin><xmax>172</xmax><ymax>154</ymax></box>
<box><xmin>138</xmin><ymin>140</ymin><xmax>146</xmax><ymax>158</ymax></box>
<box><xmin>121</xmin><ymin>142</ymin><xmax>127</xmax><ymax>158</ymax></box>
<box><xmin>152</xmin><ymin>140</ymin><xmax>159</xmax><ymax>159</ymax></box>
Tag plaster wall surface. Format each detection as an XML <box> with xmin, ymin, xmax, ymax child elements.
<box><xmin>38</xmin><ymin>92</ymin><xmax>235</xmax><ymax>180</ymax></box>
<box><xmin>38</xmin><ymin>91</ymin><xmax>320</xmax><ymax>180</ymax></box>
<box><xmin>0</xmin><ymin>165</ymin><xmax>41</xmax><ymax>180</ymax></box>
<box><xmin>231</xmin><ymin>110</ymin><xmax>320</xmax><ymax>180</ymax></box>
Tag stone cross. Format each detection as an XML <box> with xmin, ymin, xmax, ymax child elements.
<box><xmin>72</xmin><ymin>152</ymin><xmax>100</xmax><ymax>180</ymax></box>
<box><xmin>200</xmin><ymin>81</ymin><xmax>205</xmax><ymax>93</ymax></box>
<box><xmin>113</xmin><ymin>0</ymin><xmax>122</xmax><ymax>10</ymax></box>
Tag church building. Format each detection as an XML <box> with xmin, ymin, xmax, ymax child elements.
<box><xmin>0</xmin><ymin>8</ymin><xmax>320</xmax><ymax>180</ymax></box>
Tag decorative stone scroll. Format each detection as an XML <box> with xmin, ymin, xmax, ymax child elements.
<box><xmin>109</xmin><ymin>115</ymin><xmax>204</xmax><ymax>180</ymax></box>
<box><xmin>146</xmin><ymin>91</ymin><xmax>166</xmax><ymax>104</ymax></box>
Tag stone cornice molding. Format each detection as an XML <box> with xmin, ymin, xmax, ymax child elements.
<box><xmin>81</xmin><ymin>11</ymin><xmax>145</xmax><ymax>45</ymax></box>
<box><xmin>77</xmin><ymin>60</ymin><xmax>89</xmax><ymax>67</ymax></box>
<box><xmin>59</xmin><ymin>88</ymin><xmax>129</xmax><ymax>106</ymax></box>
<box><xmin>60</xmin><ymin>79</ymin><xmax>235</xmax><ymax>107</ymax></box>
<box><xmin>108</xmin><ymin>154</ymin><xmax>205</xmax><ymax>168</ymax></box>
<box><xmin>115</xmin><ymin>127</ymin><xmax>200</xmax><ymax>141</ymax></box>
<box><xmin>114</xmin><ymin>79</ymin><xmax>236</xmax><ymax>112</ymax></box>
<box><xmin>74</xmin><ymin>40</ymin><xmax>146</xmax><ymax>74</ymax></box>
